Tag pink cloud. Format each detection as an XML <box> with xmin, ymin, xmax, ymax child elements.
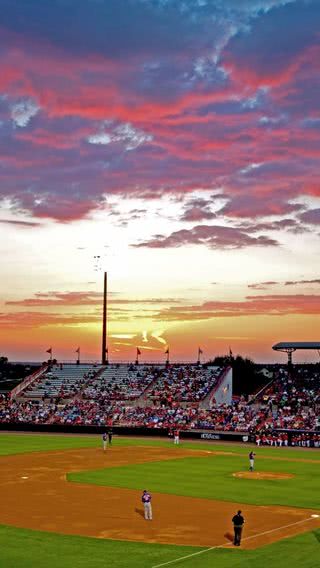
<box><xmin>6</xmin><ymin>291</ymin><xmax>183</xmax><ymax>307</ymax></box>
<box><xmin>0</xmin><ymin>6</ymin><xmax>319</xmax><ymax>224</ymax></box>
<box><xmin>133</xmin><ymin>224</ymin><xmax>278</xmax><ymax>249</ymax></box>
<box><xmin>155</xmin><ymin>294</ymin><xmax>320</xmax><ymax>321</ymax></box>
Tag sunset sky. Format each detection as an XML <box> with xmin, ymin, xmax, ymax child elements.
<box><xmin>0</xmin><ymin>0</ymin><xmax>319</xmax><ymax>363</ymax></box>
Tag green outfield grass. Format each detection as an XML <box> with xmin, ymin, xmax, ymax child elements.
<box><xmin>0</xmin><ymin>433</ymin><xmax>320</xmax><ymax>568</ymax></box>
<box><xmin>1</xmin><ymin>432</ymin><xmax>320</xmax><ymax>459</ymax></box>
<box><xmin>0</xmin><ymin>525</ymin><xmax>319</xmax><ymax>568</ymax></box>
<box><xmin>69</xmin><ymin>452</ymin><xmax>320</xmax><ymax>509</ymax></box>
<box><xmin>0</xmin><ymin>433</ymin><xmax>99</xmax><ymax>455</ymax></box>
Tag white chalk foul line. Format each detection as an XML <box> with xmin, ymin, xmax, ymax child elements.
<box><xmin>151</xmin><ymin>515</ymin><xmax>318</xmax><ymax>568</ymax></box>
<box><xmin>151</xmin><ymin>544</ymin><xmax>219</xmax><ymax>568</ymax></box>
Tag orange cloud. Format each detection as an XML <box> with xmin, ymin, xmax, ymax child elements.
<box><xmin>154</xmin><ymin>295</ymin><xmax>320</xmax><ymax>321</ymax></box>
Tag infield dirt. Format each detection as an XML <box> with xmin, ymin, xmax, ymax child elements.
<box><xmin>233</xmin><ymin>471</ymin><xmax>295</xmax><ymax>480</ymax></box>
<box><xmin>0</xmin><ymin>446</ymin><xmax>319</xmax><ymax>549</ymax></box>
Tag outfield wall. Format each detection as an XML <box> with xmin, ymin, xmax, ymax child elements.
<box><xmin>0</xmin><ymin>422</ymin><xmax>319</xmax><ymax>446</ymax></box>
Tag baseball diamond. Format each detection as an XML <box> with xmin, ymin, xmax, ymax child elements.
<box><xmin>0</xmin><ymin>434</ymin><xmax>319</xmax><ymax>568</ymax></box>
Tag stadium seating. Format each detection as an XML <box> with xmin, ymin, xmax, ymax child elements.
<box><xmin>1</xmin><ymin>363</ymin><xmax>318</xmax><ymax>445</ymax></box>
<box><xmin>145</xmin><ymin>365</ymin><xmax>222</xmax><ymax>403</ymax></box>
<box><xmin>82</xmin><ymin>365</ymin><xmax>155</xmax><ymax>401</ymax></box>
<box><xmin>0</xmin><ymin>399</ymin><xmax>55</xmax><ymax>423</ymax></box>
<box><xmin>190</xmin><ymin>403</ymin><xmax>268</xmax><ymax>432</ymax></box>
<box><xmin>20</xmin><ymin>364</ymin><xmax>99</xmax><ymax>400</ymax></box>
<box><xmin>256</xmin><ymin>365</ymin><xmax>320</xmax><ymax>431</ymax></box>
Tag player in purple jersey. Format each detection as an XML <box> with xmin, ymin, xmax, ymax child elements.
<box><xmin>141</xmin><ymin>490</ymin><xmax>152</xmax><ymax>520</ymax></box>
<box><xmin>249</xmin><ymin>451</ymin><xmax>256</xmax><ymax>471</ymax></box>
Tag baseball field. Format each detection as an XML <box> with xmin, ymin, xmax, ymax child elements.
<box><xmin>0</xmin><ymin>434</ymin><xmax>319</xmax><ymax>568</ymax></box>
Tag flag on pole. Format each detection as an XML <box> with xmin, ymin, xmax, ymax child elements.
<box><xmin>229</xmin><ymin>347</ymin><xmax>233</xmax><ymax>358</ymax></box>
<box><xmin>165</xmin><ymin>348</ymin><xmax>169</xmax><ymax>354</ymax></box>
<box><xmin>46</xmin><ymin>347</ymin><xmax>52</xmax><ymax>354</ymax></box>
<box><xmin>75</xmin><ymin>347</ymin><xmax>80</xmax><ymax>354</ymax></box>
<box><xmin>137</xmin><ymin>348</ymin><xmax>141</xmax><ymax>356</ymax></box>
<box><xmin>198</xmin><ymin>347</ymin><xmax>203</xmax><ymax>355</ymax></box>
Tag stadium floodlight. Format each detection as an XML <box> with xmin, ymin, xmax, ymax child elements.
<box><xmin>272</xmin><ymin>342</ymin><xmax>320</xmax><ymax>365</ymax></box>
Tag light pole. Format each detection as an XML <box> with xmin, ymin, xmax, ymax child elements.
<box><xmin>101</xmin><ymin>271</ymin><xmax>108</xmax><ymax>365</ymax></box>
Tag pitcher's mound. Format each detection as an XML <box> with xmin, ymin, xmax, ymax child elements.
<box><xmin>233</xmin><ymin>471</ymin><xmax>294</xmax><ymax>480</ymax></box>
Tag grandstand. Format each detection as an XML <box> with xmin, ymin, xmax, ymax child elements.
<box><xmin>143</xmin><ymin>365</ymin><xmax>222</xmax><ymax>404</ymax></box>
<box><xmin>13</xmin><ymin>362</ymin><xmax>231</xmax><ymax>406</ymax></box>
<box><xmin>1</xmin><ymin>356</ymin><xmax>319</xmax><ymax>446</ymax></box>
<box><xmin>253</xmin><ymin>364</ymin><xmax>320</xmax><ymax>431</ymax></box>
<box><xmin>83</xmin><ymin>365</ymin><xmax>155</xmax><ymax>401</ymax></box>
<box><xmin>18</xmin><ymin>364</ymin><xmax>100</xmax><ymax>400</ymax></box>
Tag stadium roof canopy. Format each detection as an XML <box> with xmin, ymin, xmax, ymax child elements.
<box><xmin>273</xmin><ymin>342</ymin><xmax>320</xmax><ymax>351</ymax></box>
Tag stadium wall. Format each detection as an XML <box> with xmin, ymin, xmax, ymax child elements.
<box><xmin>0</xmin><ymin>423</ymin><xmax>318</xmax><ymax>446</ymax></box>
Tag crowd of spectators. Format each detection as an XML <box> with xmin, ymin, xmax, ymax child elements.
<box><xmin>1</xmin><ymin>397</ymin><xmax>317</xmax><ymax>436</ymax></box>
<box><xmin>83</xmin><ymin>365</ymin><xmax>156</xmax><ymax>401</ymax></box>
<box><xmin>261</xmin><ymin>406</ymin><xmax>318</xmax><ymax>431</ymax></box>
<box><xmin>50</xmin><ymin>400</ymin><xmax>114</xmax><ymax>426</ymax></box>
<box><xmin>147</xmin><ymin>365</ymin><xmax>222</xmax><ymax>404</ymax></box>
<box><xmin>261</xmin><ymin>365</ymin><xmax>320</xmax><ymax>409</ymax></box>
<box><xmin>112</xmin><ymin>405</ymin><xmax>197</xmax><ymax>429</ymax></box>
<box><xmin>80</xmin><ymin>364</ymin><xmax>222</xmax><ymax>405</ymax></box>
<box><xmin>0</xmin><ymin>364</ymin><xmax>318</xmax><ymax>446</ymax></box>
<box><xmin>258</xmin><ymin>365</ymin><xmax>320</xmax><ymax>432</ymax></box>
<box><xmin>190</xmin><ymin>403</ymin><xmax>268</xmax><ymax>432</ymax></box>
<box><xmin>0</xmin><ymin>399</ymin><xmax>54</xmax><ymax>424</ymax></box>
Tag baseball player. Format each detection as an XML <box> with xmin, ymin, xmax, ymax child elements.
<box><xmin>141</xmin><ymin>489</ymin><xmax>152</xmax><ymax>520</ymax></box>
<box><xmin>102</xmin><ymin>432</ymin><xmax>107</xmax><ymax>451</ymax></box>
<box><xmin>232</xmin><ymin>510</ymin><xmax>245</xmax><ymax>546</ymax></box>
<box><xmin>249</xmin><ymin>450</ymin><xmax>256</xmax><ymax>471</ymax></box>
<box><xmin>174</xmin><ymin>429</ymin><xmax>180</xmax><ymax>445</ymax></box>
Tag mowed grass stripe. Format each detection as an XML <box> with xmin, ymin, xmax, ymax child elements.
<box><xmin>0</xmin><ymin>525</ymin><xmax>319</xmax><ymax>568</ymax></box>
<box><xmin>68</xmin><ymin>454</ymin><xmax>320</xmax><ymax>509</ymax></box>
<box><xmin>0</xmin><ymin>434</ymin><xmax>320</xmax><ymax>461</ymax></box>
<box><xmin>0</xmin><ymin>434</ymin><xmax>99</xmax><ymax>455</ymax></box>
<box><xmin>0</xmin><ymin>525</ymin><xmax>200</xmax><ymax>568</ymax></box>
<box><xmin>174</xmin><ymin>529</ymin><xmax>320</xmax><ymax>568</ymax></box>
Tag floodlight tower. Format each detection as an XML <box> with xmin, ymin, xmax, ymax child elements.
<box><xmin>101</xmin><ymin>271</ymin><xmax>108</xmax><ymax>365</ymax></box>
<box><xmin>273</xmin><ymin>344</ymin><xmax>295</xmax><ymax>366</ymax></box>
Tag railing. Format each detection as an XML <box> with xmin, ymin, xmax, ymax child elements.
<box><xmin>10</xmin><ymin>364</ymin><xmax>48</xmax><ymax>399</ymax></box>
<box><xmin>250</xmin><ymin>377</ymin><xmax>276</xmax><ymax>402</ymax></box>
<box><xmin>14</xmin><ymin>359</ymin><xmax>206</xmax><ymax>366</ymax></box>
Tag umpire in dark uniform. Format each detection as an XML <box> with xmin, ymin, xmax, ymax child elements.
<box><xmin>232</xmin><ymin>510</ymin><xmax>245</xmax><ymax>546</ymax></box>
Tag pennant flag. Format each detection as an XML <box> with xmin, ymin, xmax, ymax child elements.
<box><xmin>165</xmin><ymin>348</ymin><xmax>169</xmax><ymax>354</ymax></box>
<box><xmin>137</xmin><ymin>348</ymin><xmax>141</xmax><ymax>356</ymax></box>
<box><xmin>75</xmin><ymin>347</ymin><xmax>80</xmax><ymax>354</ymax></box>
<box><xmin>198</xmin><ymin>347</ymin><xmax>203</xmax><ymax>355</ymax></box>
<box><xmin>229</xmin><ymin>347</ymin><xmax>233</xmax><ymax>358</ymax></box>
<box><xmin>46</xmin><ymin>347</ymin><xmax>52</xmax><ymax>354</ymax></box>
